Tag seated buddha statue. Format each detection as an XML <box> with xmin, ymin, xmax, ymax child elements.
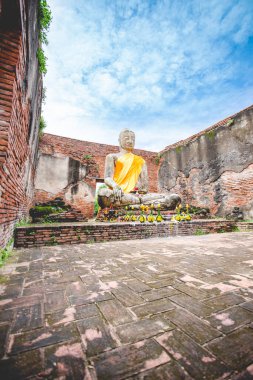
<box><xmin>97</xmin><ymin>129</ymin><xmax>181</xmax><ymax>209</ymax></box>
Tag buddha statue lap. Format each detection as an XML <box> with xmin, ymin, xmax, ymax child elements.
<box><xmin>97</xmin><ymin>129</ymin><xmax>181</xmax><ymax>210</ymax></box>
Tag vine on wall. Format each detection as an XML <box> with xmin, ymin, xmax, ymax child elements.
<box><xmin>37</xmin><ymin>0</ymin><xmax>52</xmax><ymax>137</ymax></box>
<box><xmin>37</xmin><ymin>0</ymin><xmax>52</xmax><ymax>75</ymax></box>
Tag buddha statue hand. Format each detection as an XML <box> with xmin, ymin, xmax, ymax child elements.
<box><xmin>113</xmin><ymin>185</ymin><xmax>123</xmax><ymax>201</ymax></box>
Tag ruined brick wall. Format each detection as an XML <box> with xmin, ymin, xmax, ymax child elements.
<box><xmin>15</xmin><ymin>220</ymin><xmax>253</xmax><ymax>248</ymax></box>
<box><xmin>0</xmin><ymin>0</ymin><xmax>42</xmax><ymax>247</ymax></box>
<box><xmin>34</xmin><ymin>134</ymin><xmax>158</xmax><ymax>218</ymax></box>
<box><xmin>158</xmin><ymin>105</ymin><xmax>253</xmax><ymax>219</ymax></box>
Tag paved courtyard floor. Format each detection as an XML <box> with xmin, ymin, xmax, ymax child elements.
<box><xmin>0</xmin><ymin>232</ymin><xmax>253</xmax><ymax>379</ymax></box>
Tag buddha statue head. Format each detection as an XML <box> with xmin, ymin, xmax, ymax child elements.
<box><xmin>119</xmin><ymin>129</ymin><xmax>135</xmax><ymax>152</ymax></box>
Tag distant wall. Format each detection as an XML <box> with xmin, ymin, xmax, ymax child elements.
<box><xmin>0</xmin><ymin>0</ymin><xmax>42</xmax><ymax>247</ymax></box>
<box><xmin>158</xmin><ymin>106</ymin><xmax>253</xmax><ymax>218</ymax></box>
<box><xmin>34</xmin><ymin>134</ymin><xmax>158</xmax><ymax>218</ymax></box>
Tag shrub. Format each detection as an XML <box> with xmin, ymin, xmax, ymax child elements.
<box><xmin>39</xmin><ymin>116</ymin><xmax>47</xmax><ymax>137</ymax></box>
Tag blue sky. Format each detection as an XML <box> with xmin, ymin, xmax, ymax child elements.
<box><xmin>44</xmin><ymin>0</ymin><xmax>253</xmax><ymax>151</ymax></box>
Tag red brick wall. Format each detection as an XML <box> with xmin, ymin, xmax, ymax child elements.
<box><xmin>34</xmin><ymin>134</ymin><xmax>159</xmax><ymax>218</ymax></box>
<box><xmin>0</xmin><ymin>1</ymin><xmax>42</xmax><ymax>248</ymax></box>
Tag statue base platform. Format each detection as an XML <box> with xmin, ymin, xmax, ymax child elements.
<box><xmin>95</xmin><ymin>207</ymin><xmax>175</xmax><ymax>222</ymax></box>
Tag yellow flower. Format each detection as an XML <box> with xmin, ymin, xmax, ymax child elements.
<box><xmin>125</xmin><ymin>206</ymin><xmax>128</xmax><ymax>210</ymax></box>
<box><xmin>131</xmin><ymin>215</ymin><xmax>137</xmax><ymax>221</ymax></box>
<box><xmin>156</xmin><ymin>215</ymin><xmax>163</xmax><ymax>222</ymax></box>
<box><xmin>175</xmin><ymin>215</ymin><xmax>181</xmax><ymax>221</ymax></box>
<box><xmin>140</xmin><ymin>204</ymin><xmax>145</xmax><ymax>211</ymax></box>
<box><xmin>139</xmin><ymin>215</ymin><xmax>146</xmax><ymax>223</ymax></box>
<box><xmin>147</xmin><ymin>214</ymin><xmax>155</xmax><ymax>223</ymax></box>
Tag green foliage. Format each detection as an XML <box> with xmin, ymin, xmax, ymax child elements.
<box><xmin>0</xmin><ymin>239</ymin><xmax>13</xmax><ymax>267</ymax></box>
<box><xmin>154</xmin><ymin>154</ymin><xmax>161</xmax><ymax>165</ymax></box>
<box><xmin>231</xmin><ymin>225</ymin><xmax>240</xmax><ymax>232</ymax></box>
<box><xmin>39</xmin><ymin>116</ymin><xmax>47</xmax><ymax>137</ymax></box>
<box><xmin>226</xmin><ymin>118</ymin><xmax>234</xmax><ymax>127</ymax></box>
<box><xmin>205</xmin><ymin>130</ymin><xmax>216</xmax><ymax>142</ymax></box>
<box><xmin>39</xmin><ymin>0</ymin><xmax>52</xmax><ymax>45</ymax></box>
<box><xmin>37</xmin><ymin>48</ymin><xmax>47</xmax><ymax>75</ymax></box>
<box><xmin>31</xmin><ymin>205</ymin><xmax>65</xmax><ymax>214</ymax></box>
<box><xmin>26</xmin><ymin>230</ymin><xmax>36</xmax><ymax>236</ymax></box>
<box><xmin>94</xmin><ymin>198</ymin><xmax>100</xmax><ymax>215</ymax></box>
<box><xmin>175</xmin><ymin>146</ymin><xmax>183</xmax><ymax>153</ymax></box>
<box><xmin>37</xmin><ymin>0</ymin><xmax>52</xmax><ymax>75</ymax></box>
<box><xmin>41</xmin><ymin>220</ymin><xmax>54</xmax><ymax>224</ymax></box>
<box><xmin>50</xmin><ymin>235</ymin><xmax>57</xmax><ymax>245</ymax></box>
<box><xmin>194</xmin><ymin>228</ymin><xmax>206</xmax><ymax>236</ymax></box>
<box><xmin>15</xmin><ymin>218</ymin><xmax>31</xmax><ymax>227</ymax></box>
<box><xmin>94</xmin><ymin>184</ymin><xmax>108</xmax><ymax>215</ymax></box>
<box><xmin>186</xmin><ymin>205</ymin><xmax>210</xmax><ymax>215</ymax></box>
<box><xmin>83</xmin><ymin>154</ymin><xmax>93</xmax><ymax>160</ymax></box>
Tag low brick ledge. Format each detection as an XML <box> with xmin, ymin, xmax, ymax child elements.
<box><xmin>14</xmin><ymin>220</ymin><xmax>253</xmax><ymax>248</ymax></box>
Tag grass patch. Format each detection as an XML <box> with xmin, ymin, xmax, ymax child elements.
<box><xmin>231</xmin><ymin>226</ymin><xmax>240</xmax><ymax>232</ymax></box>
<box><xmin>31</xmin><ymin>206</ymin><xmax>65</xmax><ymax>214</ymax></box>
<box><xmin>15</xmin><ymin>218</ymin><xmax>31</xmax><ymax>227</ymax></box>
<box><xmin>0</xmin><ymin>239</ymin><xmax>14</xmax><ymax>267</ymax></box>
<box><xmin>217</xmin><ymin>228</ymin><xmax>226</xmax><ymax>233</ymax></box>
<box><xmin>194</xmin><ymin>228</ymin><xmax>206</xmax><ymax>236</ymax></box>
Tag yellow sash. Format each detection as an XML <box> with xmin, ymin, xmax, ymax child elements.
<box><xmin>113</xmin><ymin>152</ymin><xmax>145</xmax><ymax>193</ymax></box>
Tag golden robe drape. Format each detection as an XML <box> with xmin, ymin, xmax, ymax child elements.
<box><xmin>113</xmin><ymin>152</ymin><xmax>145</xmax><ymax>193</ymax></box>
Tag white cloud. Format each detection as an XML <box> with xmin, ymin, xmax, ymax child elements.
<box><xmin>43</xmin><ymin>0</ymin><xmax>253</xmax><ymax>151</ymax></box>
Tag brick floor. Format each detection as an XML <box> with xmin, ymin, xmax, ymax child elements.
<box><xmin>0</xmin><ymin>232</ymin><xmax>253</xmax><ymax>379</ymax></box>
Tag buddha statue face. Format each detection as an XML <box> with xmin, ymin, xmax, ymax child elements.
<box><xmin>119</xmin><ymin>129</ymin><xmax>135</xmax><ymax>151</ymax></box>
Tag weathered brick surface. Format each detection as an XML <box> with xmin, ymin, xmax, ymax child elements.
<box><xmin>156</xmin><ymin>330</ymin><xmax>230</xmax><ymax>379</ymax></box>
<box><xmin>0</xmin><ymin>1</ymin><xmax>42</xmax><ymax>248</ymax></box>
<box><xmin>206</xmin><ymin>327</ymin><xmax>253</xmax><ymax>370</ymax></box>
<box><xmin>77</xmin><ymin>315</ymin><xmax>118</xmax><ymax>356</ymax></box>
<box><xmin>0</xmin><ymin>232</ymin><xmax>253</xmax><ymax>378</ymax></box>
<box><xmin>159</xmin><ymin>105</ymin><xmax>253</xmax><ymax>219</ymax></box>
<box><xmin>14</xmin><ymin>219</ymin><xmax>253</xmax><ymax>248</ymax></box>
